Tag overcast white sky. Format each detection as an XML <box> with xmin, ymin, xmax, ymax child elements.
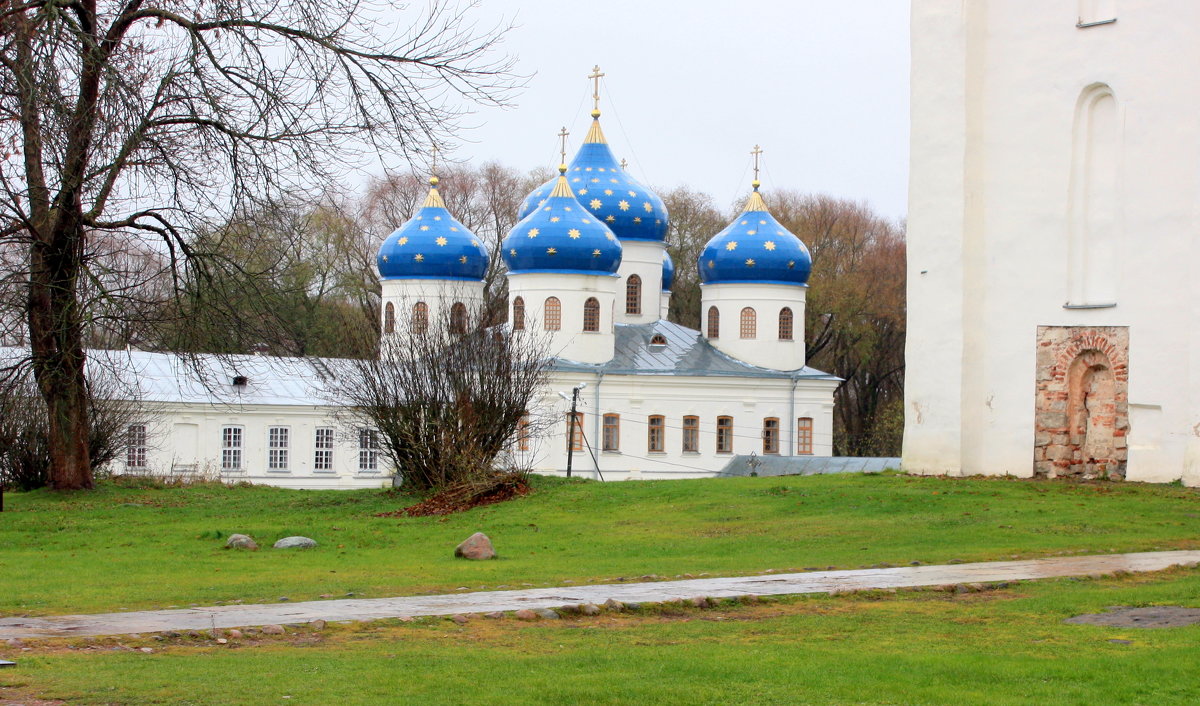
<box><xmin>430</xmin><ymin>0</ymin><xmax>911</xmax><ymax>221</ymax></box>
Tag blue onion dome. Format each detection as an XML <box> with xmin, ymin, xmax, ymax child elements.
<box><xmin>698</xmin><ymin>182</ymin><xmax>812</xmax><ymax>286</ymax></box>
<box><xmin>662</xmin><ymin>251</ymin><xmax>675</xmax><ymax>292</ymax></box>
<box><xmin>377</xmin><ymin>178</ymin><xmax>489</xmax><ymax>280</ymax></box>
<box><xmin>519</xmin><ymin>112</ymin><xmax>669</xmax><ymax>242</ymax></box>
<box><xmin>502</xmin><ymin>166</ymin><xmax>622</xmax><ymax>275</ymax></box>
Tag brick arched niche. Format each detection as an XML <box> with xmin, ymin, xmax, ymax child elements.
<box><xmin>1034</xmin><ymin>326</ymin><xmax>1129</xmax><ymax>479</ymax></box>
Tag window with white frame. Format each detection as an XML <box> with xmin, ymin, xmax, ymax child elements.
<box><xmin>314</xmin><ymin>427</ymin><xmax>335</xmax><ymax>471</ymax></box>
<box><xmin>126</xmin><ymin>424</ymin><xmax>147</xmax><ymax>469</ymax></box>
<box><xmin>221</xmin><ymin>426</ymin><xmax>243</xmax><ymax>470</ymax></box>
<box><xmin>358</xmin><ymin>428</ymin><xmax>380</xmax><ymax>472</ymax></box>
<box><xmin>268</xmin><ymin>426</ymin><xmax>290</xmax><ymax>470</ymax></box>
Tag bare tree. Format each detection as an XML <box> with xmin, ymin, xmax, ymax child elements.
<box><xmin>328</xmin><ymin>297</ymin><xmax>550</xmax><ymax>492</ymax></box>
<box><xmin>660</xmin><ymin>185</ymin><xmax>727</xmax><ymax>330</ymax></box>
<box><xmin>0</xmin><ymin>0</ymin><xmax>518</xmax><ymax>489</ymax></box>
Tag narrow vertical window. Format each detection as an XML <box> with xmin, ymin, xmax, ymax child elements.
<box><xmin>626</xmin><ymin>274</ymin><xmax>642</xmax><ymax>315</ymax></box>
<box><xmin>584</xmin><ymin>297</ymin><xmax>600</xmax><ymax>332</ymax></box>
<box><xmin>358</xmin><ymin>429</ymin><xmax>380</xmax><ymax>472</ymax></box>
<box><xmin>412</xmin><ymin>301</ymin><xmax>429</xmax><ymax>335</ymax></box>
<box><xmin>603</xmin><ymin>413</ymin><xmax>620</xmax><ymax>451</ymax></box>
<box><xmin>567</xmin><ymin>411</ymin><xmax>584</xmax><ymax>451</ymax></box>
<box><xmin>682</xmin><ymin>416</ymin><xmax>699</xmax><ymax>453</ymax></box>
<box><xmin>797</xmin><ymin>417</ymin><xmax>814</xmax><ymax>455</ymax></box>
<box><xmin>512</xmin><ymin>296</ymin><xmax>525</xmax><ymax>331</ymax></box>
<box><xmin>450</xmin><ymin>302</ymin><xmax>467</xmax><ymax>334</ymax></box>
<box><xmin>778</xmin><ymin>307</ymin><xmax>793</xmax><ymax>340</ymax></box>
<box><xmin>647</xmin><ymin>415</ymin><xmax>665</xmax><ymax>452</ymax></box>
<box><xmin>716</xmin><ymin>416</ymin><xmax>733</xmax><ymax>453</ymax></box>
<box><xmin>126</xmin><ymin>424</ymin><xmax>147</xmax><ymax>469</ymax></box>
<box><xmin>221</xmin><ymin>426</ymin><xmax>243</xmax><ymax>470</ymax></box>
<box><xmin>314</xmin><ymin>427</ymin><xmax>335</xmax><ymax>471</ymax></box>
<box><xmin>383</xmin><ymin>302</ymin><xmax>395</xmax><ymax>334</ymax></box>
<box><xmin>544</xmin><ymin>297</ymin><xmax>561</xmax><ymax>331</ymax></box>
<box><xmin>517</xmin><ymin>413</ymin><xmax>531</xmax><ymax>451</ymax></box>
<box><xmin>268</xmin><ymin>426</ymin><xmax>289</xmax><ymax>470</ymax></box>
<box><xmin>762</xmin><ymin>418</ymin><xmax>780</xmax><ymax>454</ymax></box>
<box><xmin>740</xmin><ymin>307</ymin><xmax>757</xmax><ymax>339</ymax></box>
<box><xmin>707</xmin><ymin>306</ymin><xmax>720</xmax><ymax>339</ymax></box>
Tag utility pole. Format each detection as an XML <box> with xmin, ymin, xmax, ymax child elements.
<box><xmin>564</xmin><ymin>383</ymin><xmax>587</xmax><ymax>478</ymax></box>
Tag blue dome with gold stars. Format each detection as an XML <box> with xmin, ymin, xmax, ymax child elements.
<box><xmin>698</xmin><ymin>186</ymin><xmax>811</xmax><ymax>286</ymax></box>
<box><xmin>503</xmin><ymin>167</ymin><xmax>622</xmax><ymax>276</ymax></box>
<box><xmin>662</xmin><ymin>252</ymin><xmax>675</xmax><ymax>292</ymax></box>
<box><xmin>519</xmin><ymin>116</ymin><xmax>669</xmax><ymax>242</ymax></box>
<box><xmin>377</xmin><ymin>179</ymin><xmax>488</xmax><ymax>280</ymax></box>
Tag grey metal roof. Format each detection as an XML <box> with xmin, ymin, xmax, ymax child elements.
<box><xmin>718</xmin><ymin>455</ymin><xmax>902</xmax><ymax>477</ymax></box>
<box><xmin>552</xmin><ymin>321</ymin><xmax>839</xmax><ymax>380</ymax></box>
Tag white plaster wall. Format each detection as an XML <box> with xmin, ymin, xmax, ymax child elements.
<box><xmin>659</xmin><ymin>291</ymin><xmax>671</xmax><ymax>321</ymax></box>
<box><xmin>905</xmin><ymin>1</ymin><xmax>1200</xmax><ymax>485</ymax></box>
<box><xmin>506</xmin><ymin>272</ymin><xmax>618</xmax><ymax>364</ymax></box>
<box><xmin>613</xmin><ymin>240</ymin><xmax>667</xmax><ymax>325</ymax></box>
<box><xmin>380</xmin><ymin>279</ymin><xmax>485</xmax><ymax>338</ymax></box>
<box><xmin>513</xmin><ymin>370</ymin><xmax>837</xmax><ymax>480</ymax></box>
<box><xmin>700</xmin><ymin>282</ymin><xmax>806</xmax><ymax>370</ymax></box>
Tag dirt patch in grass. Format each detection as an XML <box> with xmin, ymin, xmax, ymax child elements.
<box><xmin>1064</xmin><ymin>605</ymin><xmax>1200</xmax><ymax>628</ymax></box>
<box><xmin>379</xmin><ymin>473</ymin><xmax>533</xmax><ymax>518</ymax></box>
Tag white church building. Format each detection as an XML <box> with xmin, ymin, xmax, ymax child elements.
<box><xmin>904</xmin><ymin>1</ymin><xmax>1200</xmax><ymax>486</ymax></box>
<box><xmin>98</xmin><ymin>83</ymin><xmax>838</xmax><ymax>487</ymax></box>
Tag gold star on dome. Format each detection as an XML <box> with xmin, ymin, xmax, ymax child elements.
<box><xmin>550</xmin><ymin>216</ymin><xmax>561</xmax><ymax>223</ymax></box>
<box><xmin>398</xmin><ymin>237</ymin><xmax>409</xmax><ymax>246</ymax></box>
<box><xmin>547</xmin><ymin>247</ymin><xmax>558</xmax><ymax>255</ymax></box>
<box><xmin>618</xmin><ymin>200</ymin><xmax>630</xmax><ymax>211</ymax></box>
<box><xmin>740</xmin><ymin>220</ymin><xmax>748</xmax><ymax>225</ymax></box>
<box><xmin>605</xmin><ymin>232</ymin><xmax>616</xmax><ymax>241</ymax></box>
<box><xmin>568</xmin><ymin>229</ymin><xmax>581</xmax><ymax>239</ymax></box>
<box><xmin>450</xmin><ymin>227</ymin><xmax>458</xmax><ymax>232</ymax></box>
<box><xmin>610</xmin><ymin>178</ymin><xmax>618</xmax><ymax>183</ymax></box>
<box><xmin>527</xmin><ymin>228</ymin><xmax>539</xmax><ymax>238</ymax></box>
<box><xmin>471</xmin><ymin>240</ymin><xmax>479</xmax><ymax>247</ymax></box>
<box><xmin>604</xmin><ymin>189</ymin><xmax>613</xmax><ymax>196</ymax></box>
<box><xmin>415</xmin><ymin>216</ymin><xmax>422</xmax><ymax>220</ymax></box>
<box><xmin>574</xmin><ymin>167</ymin><xmax>581</xmax><ymax>171</ymax></box>
<box><xmin>572</xmin><ymin>177</ymin><xmax>581</xmax><ymax>183</ymax></box>
<box><xmin>589</xmin><ymin>199</ymin><xmax>602</xmax><ymax>209</ymax></box>
<box><xmin>747</xmin><ymin>230</ymin><xmax>757</xmax><ymax>235</ymax></box>
<box><xmin>509</xmin><ymin>248</ymin><xmax>517</xmax><ymax>256</ymax></box>
<box><xmin>435</xmin><ymin>236</ymin><xmax>448</xmax><ymax>246</ymax></box>
<box><xmin>707</xmin><ymin>260</ymin><xmax>715</xmax><ymax>268</ymax></box>
<box><xmin>787</xmin><ymin>260</ymin><xmax>796</xmax><ymax>268</ymax></box>
<box><xmin>459</xmin><ymin>256</ymin><xmax>468</xmax><ymax>264</ymax></box>
<box><xmin>381</xmin><ymin>255</ymin><xmax>389</xmax><ymax>262</ymax></box>
<box><xmin>543</xmin><ymin>207</ymin><xmax>551</xmax><ymax>212</ymax></box>
<box><xmin>725</xmin><ymin>241</ymin><xmax>738</xmax><ymax>251</ymax></box>
<box><xmin>628</xmin><ymin>190</ymin><xmax>637</xmax><ymax>197</ymax></box>
<box><xmin>745</xmin><ymin>258</ymin><xmax>756</xmax><ymax>266</ymax></box>
<box><xmin>759</xmin><ymin>220</ymin><xmax>767</xmax><ymax>225</ymax></box>
<box><xmin>434</xmin><ymin>216</ymin><xmax>442</xmax><ymax>221</ymax></box>
<box><xmin>414</xmin><ymin>253</ymin><xmax>425</xmax><ymax>262</ymax></box>
<box><xmin>764</xmin><ymin>241</ymin><xmax>776</xmax><ymax>251</ymax></box>
<box><xmin>565</xmin><ymin>206</ymin><xmax>573</xmax><ymax>212</ymax></box>
<box><xmin>655</xmin><ymin>219</ymin><xmax>661</xmax><ymax>224</ymax></box>
<box><xmin>633</xmin><ymin>217</ymin><xmax>642</xmax><ymax>223</ymax></box>
<box><xmin>537</xmin><ymin>200</ymin><xmax>546</xmax><ymax>207</ymax></box>
<box><xmin>598</xmin><ymin>167</ymin><xmax>606</xmax><ymax>172</ymax></box>
<box><xmin>585</xmin><ymin>167</ymin><xmax>593</xmax><ymax>171</ymax></box>
<box><xmin>420</xmin><ymin>225</ymin><xmax>430</xmax><ymax>231</ymax></box>
<box><xmin>578</xmin><ymin>188</ymin><xmax>588</xmax><ymax>195</ymax></box>
<box><xmin>643</xmin><ymin>202</ymin><xmax>652</xmax><ymax>213</ymax></box>
<box><xmin>593</xmin><ymin>249</ymin><xmax>602</xmax><ymax>256</ymax></box>
<box><xmin>605</xmin><ymin>215</ymin><xmax>615</xmax><ymax>222</ymax></box>
<box><xmin>591</xmin><ymin>178</ymin><xmax>600</xmax><ymax>183</ymax></box>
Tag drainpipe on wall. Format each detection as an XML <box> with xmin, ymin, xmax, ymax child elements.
<box><xmin>592</xmin><ymin>371</ymin><xmax>605</xmax><ymax>478</ymax></box>
<box><xmin>788</xmin><ymin>374</ymin><xmax>799</xmax><ymax>457</ymax></box>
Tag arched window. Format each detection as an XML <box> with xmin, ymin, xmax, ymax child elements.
<box><xmin>707</xmin><ymin>306</ymin><xmax>720</xmax><ymax>339</ymax></box>
<box><xmin>383</xmin><ymin>302</ymin><xmax>395</xmax><ymax>334</ymax></box>
<box><xmin>762</xmin><ymin>417</ymin><xmax>780</xmax><ymax>454</ymax></box>
<box><xmin>778</xmin><ymin>307</ymin><xmax>793</xmax><ymax>340</ymax></box>
<box><xmin>450</xmin><ymin>302</ymin><xmax>467</xmax><ymax>334</ymax></box>
<box><xmin>544</xmin><ymin>297</ymin><xmax>561</xmax><ymax>331</ymax></box>
<box><xmin>602</xmin><ymin>414</ymin><xmax>620</xmax><ymax>451</ymax></box>
<box><xmin>625</xmin><ymin>274</ymin><xmax>642</xmax><ymax>315</ymax></box>
<box><xmin>412</xmin><ymin>301</ymin><xmax>429</xmax><ymax>335</ymax></box>
<box><xmin>650</xmin><ymin>334</ymin><xmax>667</xmax><ymax>345</ymax></box>
<box><xmin>740</xmin><ymin>307</ymin><xmax>757</xmax><ymax>339</ymax></box>
<box><xmin>512</xmin><ymin>296</ymin><xmax>525</xmax><ymax>331</ymax></box>
<box><xmin>716</xmin><ymin>416</ymin><xmax>733</xmax><ymax>453</ymax></box>
<box><xmin>682</xmin><ymin>416</ymin><xmax>699</xmax><ymax>453</ymax></box>
<box><xmin>647</xmin><ymin>415</ymin><xmax>665</xmax><ymax>452</ymax></box>
<box><xmin>583</xmin><ymin>297</ymin><xmax>600</xmax><ymax>332</ymax></box>
<box><xmin>796</xmin><ymin>417</ymin><xmax>814</xmax><ymax>455</ymax></box>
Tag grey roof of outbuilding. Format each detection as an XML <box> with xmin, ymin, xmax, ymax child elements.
<box><xmin>551</xmin><ymin>321</ymin><xmax>839</xmax><ymax>380</ymax></box>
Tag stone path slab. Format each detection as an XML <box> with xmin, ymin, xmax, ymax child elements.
<box><xmin>2</xmin><ymin>550</ymin><xmax>1197</xmax><ymax>640</ymax></box>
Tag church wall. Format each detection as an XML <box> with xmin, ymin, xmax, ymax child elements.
<box><xmin>613</xmin><ymin>240</ymin><xmax>667</xmax><ymax>326</ymax></box>
<box><xmin>700</xmin><ymin>282</ymin><xmax>807</xmax><ymax>371</ymax></box>
<box><xmin>905</xmin><ymin>0</ymin><xmax>1200</xmax><ymax>485</ymax></box>
<box><xmin>507</xmin><ymin>272</ymin><xmax>618</xmax><ymax>364</ymax></box>
<box><xmin>380</xmin><ymin>279</ymin><xmax>486</xmax><ymax>338</ymax></box>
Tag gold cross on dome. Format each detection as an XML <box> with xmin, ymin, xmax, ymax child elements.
<box><xmin>558</xmin><ymin>126</ymin><xmax>569</xmax><ymax>164</ymax></box>
<box><xmin>431</xmin><ymin>144</ymin><xmax>441</xmax><ymax>183</ymax></box>
<box><xmin>620</xmin><ymin>158</ymin><xmax>628</xmax><ymax>170</ymax></box>
<box><xmin>750</xmin><ymin>144</ymin><xmax>763</xmax><ymax>182</ymax></box>
<box><xmin>589</xmin><ymin>65</ymin><xmax>605</xmax><ymax>111</ymax></box>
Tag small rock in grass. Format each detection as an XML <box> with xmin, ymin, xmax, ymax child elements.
<box><xmin>139</xmin><ymin>647</ymin><xmax>154</xmax><ymax>654</ymax></box>
<box><xmin>603</xmin><ymin>599</ymin><xmax>625</xmax><ymax>611</ymax></box>
<box><xmin>451</xmin><ymin>614</ymin><xmax>469</xmax><ymax>625</ymax></box>
<box><xmin>514</xmin><ymin>609</ymin><xmax>537</xmax><ymax>621</ymax></box>
<box><xmin>742</xmin><ymin>595</ymin><xmax>760</xmax><ymax>604</ymax></box>
<box><xmin>624</xmin><ymin>602</ymin><xmax>642</xmax><ymax>611</ymax></box>
<box><xmin>579</xmin><ymin>603</ymin><xmax>601</xmax><ymax>616</ymax></box>
<box><xmin>689</xmin><ymin>596</ymin><xmax>709</xmax><ymax>608</ymax></box>
<box><xmin>484</xmin><ymin>612</ymin><xmax>505</xmax><ymax>620</ymax></box>
<box><xmin>225</xmin><ymin>534</ymin><xmax>258</xmax><ymax>551</ymax></box>
<box><xmin>557</xmin><ymin>604</ymin><xmax>580</xmax><ymax>615</ymax></box>
<box><xmin>319</xmin><ymin>594</ymin><xmax>333</xmax><ymax>600</ymax></box>
<box><xmin>1109</xmin><ymin>639</ymin><xmax>1132</xmax><ymax>644</ymax></box>
<box><xmin>533</xmin><ymin>608</ymin><xmax>560</xmax><ymax>620</ymax></box>
<box><xmin>227</xmin><ymin>630</ymin><xmax>243</xmax><ymax>640</ymax></box>
<box><xmin>310</xmin><ymin>620</ymin><xmax>327</xmax><ymax>631</ymax></box>
<box><xmin>216</xmin><ymin>638</ymin><xmax>228</xmax><ymax>645</ymax></box>
<box><xmin>454</xmin><ymin>532</ymin><xmax>496</xmax><ymax>561</ymax></box>
<box><xmin>273</xmin><ymin>536</ymin><xmax>318</xmax><ymax>550</ymax></box>
<box><xmin>279</xmin><ymin>597</ymin><xmax>290</xmax><ymax>602</ymax></box>
<box><xmin>5</xmin><ymin>639</ymin><xmax>23</xmax><ymax>648</ymax></box>
<box><xmin>261</xmin><ymin>625</ymin><xmax>285</xmax><ymax>635</ymax></box>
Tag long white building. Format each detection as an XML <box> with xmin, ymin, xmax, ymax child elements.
<box><xmin>904</xmin><ymin>1</ymin><xmax>1200</xmax><ymax>485</ymax></box>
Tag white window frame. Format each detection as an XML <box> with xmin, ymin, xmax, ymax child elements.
<box><xmin>126</xmin><ymin>424</ymin><xmax>147</xmax><ymax>469</ymax></box>
<box><xmin>358</xmin><ymin>428</ymin><xmax>380</xmax><ymax>472</ymax></box>
<box><xmin>268</xmin><ymin>426</ymin><xmax>290</xmax><ymax>471</ymax></box>
<box><xmin>221</xmin><ymin>426</ymin><xmax>244</xmax><ymax>471</ymax></box>
<box><xmin>314</xmin><ymin>427</ymin><xmax>335</xmax><ymax>472</ymax></box>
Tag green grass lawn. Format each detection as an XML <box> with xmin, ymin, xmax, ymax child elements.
<box><xmin>2</xmin><ymin>473</ymin><xmax>1199</xmax><ymax>617</ymax></box>
<box><xmin>2</xmin><ymin>567</ymin><xmax>1199</xmax><ymax>705</ymax></box>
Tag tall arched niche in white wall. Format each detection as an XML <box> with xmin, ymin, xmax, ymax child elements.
<box><xmin>1067</xmin><ymin>83</ymin><xmax>1121</xmax><ymax>307</ymax></box>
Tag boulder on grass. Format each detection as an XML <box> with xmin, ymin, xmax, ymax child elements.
<box><xmin>273</xmin><ymin>536</ymin><xmax>318</xmax><ymax>550</ymax></box>
<box><xmin>225</xmin><ymin>534</ymin><xmax>258</xmax><ymax>551</ymax></box>
<box><xmin>454</xmin><ymin>532</ymin><xmax>496</xmax><ymax>560</ymax></box>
